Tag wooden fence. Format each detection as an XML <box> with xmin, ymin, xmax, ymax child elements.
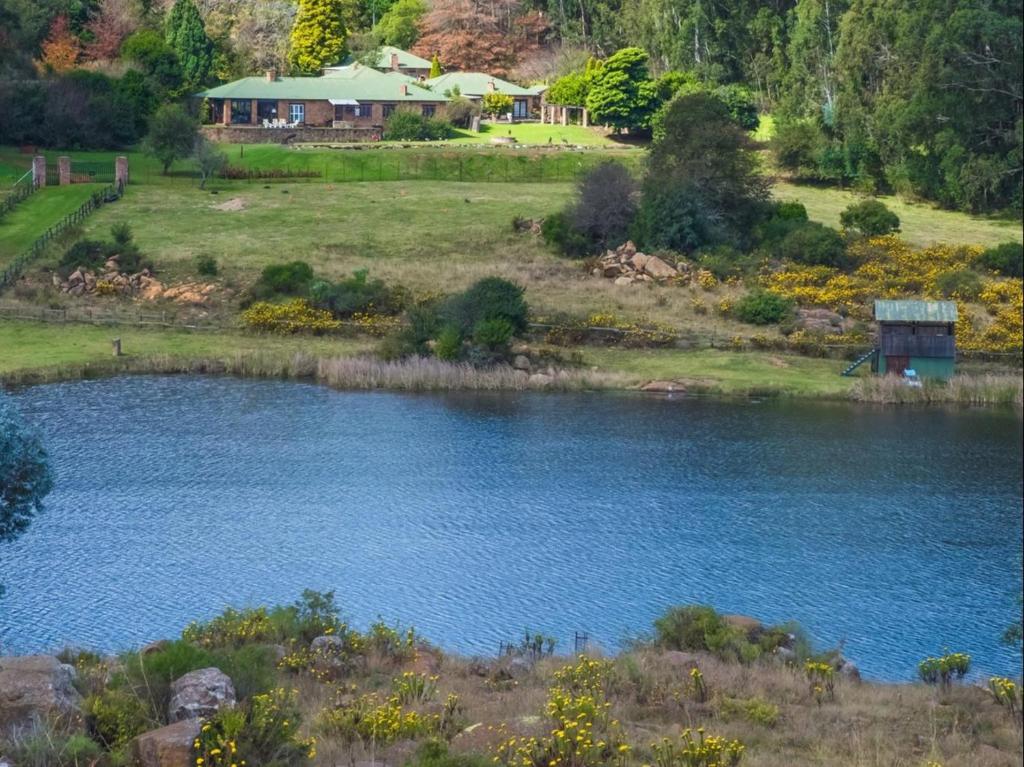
<box><xmin>0</xmin><ymin>171</ymin><xmax>35</xmax><ymax>221</ymax></box>
<box><xmin>0</xmin><ymin>181</ymin><xmax>123</xmax><ymax>291</ymax></box>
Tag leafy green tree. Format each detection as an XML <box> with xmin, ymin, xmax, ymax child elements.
<box><xmin>780</xmin><ymin>0</ymin><xmax>848</xmax><ymax>121</ymax></box>
<box><xmin>193</xmin><ymin>135</ymin><xmax>226</xmax><ymax>190</ymax></box>
<box><xmin>429</xmin><ymin>53</ymin><xmax>441</xmax><ymax>77</ymax></box>
<box><xmin>442</xmin><ymin>277</ymin><xmax>528</xmax><ymax>335</ymax></box>
<box><xmin>975</xmin><ymin>242</ymin><xmax>1024</xmax><ymax>279</ymax></box>
<box><xmin>637</xmin><ymin>91</ymin><xmax>769</xmax><ymax>252</ymax></box>
<box><xmin>289</xmin><ymin>0</ymin><xmax>348</xmax><ymax>75</ymax></box>
<box><xmin>546</xmin><ymin>70</ymin><xmax>591</xmax><ymax>106</ymax></box>
<box><xmin>1</xmin><ymin>394</ymin><xmax>54</xmax><ymax>569</ymax></box>
<box><xmin>374</xmin><ymin>0</ymin><xmax>426</xmax><ymax>50</ymax></box>
<box><xmin>585</xmin><ymin>47</ymin><xmax>659</xmax><ymax>133</ymax></box>
<box><xmin>165</xmin><ymin>0</ymin><xmax>212</xmax><ymax>91</ymax></box>
<box><xmin>839</xmin><ymin>199</ymin><xmax>900</xmax><ymax>236</ymax></box>
<box><xmin>481</xmin><ymin>91</ymin><xmax>513</xmax><ymax>118</ymax></box>
<box><xmin>146</xmin><ymin>103</ymin><xmax>198</xmax><ymax>174</ymax></box>
<box><xmin>122</xmin><ymin>29</ymin><xmax>184</xmax><ymax>97</ymax></box>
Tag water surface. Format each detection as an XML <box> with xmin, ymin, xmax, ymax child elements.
<box><xmin>2</xmin><ymin>376</ymin><xmax>1021</xmax><ymax>680</ymax></box>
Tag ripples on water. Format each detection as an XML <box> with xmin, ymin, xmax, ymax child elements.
<box><xmin>2</xmin><ymin>376</ymin><xmax>1021</xmax><ymax>681</ymax></box>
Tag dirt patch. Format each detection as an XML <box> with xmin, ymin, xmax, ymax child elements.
<box><xmin>212</xmin><ymin>197</ymin><xmax>247</xmax><ymax>212</ymax></box>
<box><xmin>768</xmin><ymin>355</ymin><xmax>791</xmax><ymax>368</ymax></box>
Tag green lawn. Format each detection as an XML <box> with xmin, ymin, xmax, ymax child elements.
<box><xmin>583</xmin><ymin>347</ymin><xmax>859</xmax><ymax>397</ymax></box>
<box><xmin>0</xmin><ymin>184</ymin><xmax>105</xmax><ymax>263</ymax></box>
<box><xmin>773</xmin><ymin>181</ymin><xmax>1022</xmax><ymax>248</ymax></box>
<box><xmin>0</xmin><ymin>320</ymin><xmax>371</xmax><ymax>378</ymax></box>
<box><xmin>442</xmin><ymin>122</ymin><xmax>627</xmax><ymax>147</ymax></box>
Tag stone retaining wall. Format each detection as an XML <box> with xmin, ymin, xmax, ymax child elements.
<box><xmin>201</xmin><ymin>125</ymin><xmax>382</xmax><ymax>144</ymax></box>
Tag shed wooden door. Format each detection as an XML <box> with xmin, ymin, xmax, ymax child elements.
<box><xmin>886</xmin><ymin>355</ymin><xmax>909</xmax><ymax>375</ymax></box>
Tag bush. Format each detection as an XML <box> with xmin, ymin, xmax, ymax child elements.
<box><xmin>772</xmin><ymin>120</ymin><xmax>829</xmax><ymax>179</ymax></box>
<box><xmin>86</xmin><ymin>686</ymin><xmax>153</xmax><ymax>749</ymax></box>
<box><xmin>976</xmin><ymin>242</ymin><xmax>1024</xmax><ymax>277</ymax></box>
<box><xmin>380</xmin><ymin>300</ymin><xmax>443</xmax><ymax>359</ymax></box>
<box><xmin>918</xmin><ymin>652</ymin><xmax>971</xmax><ymax>687</ymax></box>
<box><xmin>251</xmin><ymin>261</ymin><xmax>315</xmax><ymax>299</ymax></box>
<box><xmin>541</xmin><ymin>210</ymin><xmax>590</xmax><ymax>258</ymax></box>
<box><xmin>446</xmin><ymin>96</ymin><xmax>481</xmax><ymax>128</ymax></box>
<box><xmin>383</xmin><ymin>110</ymin><xmax>453</xmax><ymax>141</ymax></box>
<box><xmin>935</xmin><ymin>268</ymin><xmax>983</xmax><ymax>299</ymax></box>
<box><xmin>434</xmin><ymin>325</ymin><xmax>463</xmax><ymax>361</ymax></box>
<box><xmin>408</xmin><ymin>739</ymin><xmax>492</xmax><ymax>767</ymax></box>
<box><xmin>442</xmin><ymin>277</ymin><xmax>528</xmax><ymax>336</ymax></box>
<box><xmin>59</xmin><ymin>240</ymin><xmax>107</xmax><ymax>272</ymax></box>
<box><xmin>839</xmin><ymin>199</ymin><xmax>900</xmax><ymax>236</ymax></box>
<box><xmin>755</xmin><ymin>200</ymin><xmax>809</xmax><ymax>246</ymax></box>
<box><xmin>735</xmin><ymin>290</ymin><xmax>793</xmax><ymax>325</ymax></box>
<box><xmin>242</xmin><ymin>299</ymin><xmax>342</xmax><ymax>333</ymax></box>
<box><xmin>59</xmin><ymin>225</ymin><xmax>147</xmax><ymax>275</ymax></box>
<box><xmin>472</xmin><ymin>318</ymin><xmax>514</xmax><ymax>350</ymax></box>
<box><xmin>654</xmin><ymin>605</ymin><xmax>775</xmax><ymax>664</ymax></box>
<box><xmin>712</xmin><ymin>83</ymin><xmax>759</xmax><ymax>131</ymax></box>
<box><xmin>309</xmin><ymin>269</ymin><xmax>405</xmax><ymax>317</ymax></box>
<box><xmin>3</xmin><ymin>727</ymin><xmax>104</xmax><ymax>767</ymax></box>
<box><xmin>567</xmin><ymin>160</ymin><xmax>638</xmax><ymax>254</ymax></box>
<box><xmin>777</xmin><ymin>222</ymin><xmax>850</xmax><ymax>269</ymax></box>
<box><xmin>195</xmin><ymin>688</ymin><xmax>313</xmax><ymax>767</ymax></box>
<box><xmin>719</xmin><ymin>696</ymin><xmax>780</xmax><ymax>728</ymax></box>
<box><xmin>194</xmin><ymin>254</ymin><xmax>218</xmax><ymax>276</ymax></box>
<box><xmin>697</xmin><ymin>245</ymin><xmax>759</xmax><ymax>280</ymax></box>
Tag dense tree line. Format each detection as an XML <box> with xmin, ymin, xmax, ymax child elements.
<box><xmin>0</xmin><ymin>0</ymin><xmax>1019</xmax><ymax>211</ymax></box>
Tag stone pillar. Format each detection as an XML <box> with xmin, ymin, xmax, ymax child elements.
<box><xmin>251</xmin><ymin>99</ymin><xmax>258</xmax><ymax>125</ymax></box>
<box><xmin>222</xmin><ymin>99</ymin><xmax>231</xmax><ymax>125</ymax></box>
<box><xmin>115</xmin><ymin>156</ymin><xmax>129</xmax><ymax>188</ymax></box>
<box><xmin>561</xmin><ymin>106</ymin><xmax>568</xmax><ymax>126</ymax></box>
<box><xmin>58</xmin><ymin>156</ymin><xmax>71</xmax><ymax>185</ymax></box>
<box><xmin>31</xmin><ymin>155</ymin><xmax>46</xmax><ymax>188</ymax></box>
<box><xmin>582</xmin><ymin>109</ymin><xmax>589</xmax><ymax>128</ymax></box>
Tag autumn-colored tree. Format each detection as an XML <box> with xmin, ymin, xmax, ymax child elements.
<box><xmin>289</xmin><ymin>0</ymin><xmax>348</xmax><ymax>74</ymax></box>
<box><xmin>412</xmin><ymin>0</ymin><xmax>516</xmax><ymax>76</ymax></box>
<box><xmin>85</xmin><ymin>0</ymin><xmax>143</xmax><ymax>61</ymax></box>
<box><xmin>38</xmin><ymin>15</ymin><xmax>81</xmax><ymax>73</ymax></box>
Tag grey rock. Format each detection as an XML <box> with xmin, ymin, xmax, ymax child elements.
<box><xmin>167</xmin><ymin>667</ymin><xmax>235</xmax><ymax>722</ymax></box>
<box><xmin>512</xmin><ymin>355</ymin><xmax>531</xmax><ymax>371</ymax></box>
<box><xmin>0</xmin><ymin>656</ymin><xmax>82</xmax><ymax>735</ymax></box>
<box><xmin>131</xmin><ymin>719</ymin><xmax>201</xmax><ymax>767</ymax></box>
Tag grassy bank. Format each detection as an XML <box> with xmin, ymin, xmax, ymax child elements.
<box><xmin>3</xmin><ymin>598</ymin><xmax>1020</xmax><ymax>767</ymax></box>
<box><xmin>0</xmin><ymin>184</ymin><xmax>105</xmax><ymax>263</ymax></box>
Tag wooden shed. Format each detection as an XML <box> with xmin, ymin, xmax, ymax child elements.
<box><xmin>872</xmin><ymin>299</ymin><xmax>957</xmax><ymax>380</ymax></box>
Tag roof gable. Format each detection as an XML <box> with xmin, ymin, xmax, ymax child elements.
<box><xmin>425</xmin><ymin>72</ymin><xmax>535</xmax><ymax>97</ymax></box>
<box><xmin>874</xmin><ymin>300</ymin><xmax>958</xmax><ymax>322</ymax></box>
<box><xmin>338</xmin><ymin>46</ymin><xmax>432</xmax><ymax>70</ymax></box>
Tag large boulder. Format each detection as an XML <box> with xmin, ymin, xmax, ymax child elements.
<box><xmin>0</xmin><ymin>656</ymin><xmax>82</xmax><ymax>735</ymax></box>
<box><xmin>167</xmin><ymin>668</ymin><xmax>235</xmax><ymax>723</ymax></box>
<box><xmin>131</xmin><ymin>719</ymin><xmax>201</xmax><ymax>767</ymax></box>
<box><xmin>643</xmin><ymin>255</ymin><xmax>678</xmax><ymax>279</ymax></box>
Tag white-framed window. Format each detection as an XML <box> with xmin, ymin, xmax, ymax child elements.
<box><xmin>289</xmin><ymin>103</ymin><xmax>305</xmax><ymax>124</ymax></box>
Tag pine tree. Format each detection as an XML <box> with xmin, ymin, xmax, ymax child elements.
<box><xmin>165</xmin><ymin>0</ymin><xmax>212</xmax><ymax>90</ymax></box>
<box><xmin>289</xmin><ymin>0</ymin><xmax>348</xmax><ymax>75</ymax></box>
<box><xmin>429</xmin><ymin>53</ymin><xmax>442</xmax><ymax>78</ymax></box>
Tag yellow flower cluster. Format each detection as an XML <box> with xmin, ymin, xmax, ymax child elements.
<box><xmin>647</xmin><ymin>729</ymin><xmax>744</xmax><ymax>767</ymax></box>
<box><xmin>695</xmin><ymin>270</ymin><xmax>718</xmax><ymax>290</ymax></box>
<box><xmin>317</xmin><ymin>692</ymin><xmax>439</xmax><ymax>745</ymax></box>
<box><xmin>351</xmin><ymin>311</ymin><xmax>402</xmax><ymax>337</ymax></box>
<box><xmin>241</xmin><ymin>299</ymin><xmax>342</xmax><ymax>334</ymax></box>
<box><xmin>803</xmin><ymin>661</ymin><xmax>835</xmax><ymax>704</ymax></box>
<box><xmin>988</xmin><ymin>677</ymin><xmax>1020</xmax><ymax>716</ymax></box>
<box><xmin>763</xmin><ymin>235</ymin><xmax>1023</xmax><ymax>352</ymax></box>
<box><xmin>194</xmin><ymin>689</ymin><xmax>314</xmax><ymax>767</ymax></box>
<box><xmin>552</xmin><ymin>656</ymin><xmax>615</xmax><ymax>697</ymax></box>
<box><xmin>182</xmin><ymin>607</ymin><xmax>274</xmax><ymax>648</ymax></box>
<box><xmin>393</xmin><ymin>671</ymin><xmax>439</xmax><ymax>705</ymax></box>
<box><xmin>584</xmin><ymin>313</ymin><xmax>677</xmax><ymax>347</ymax></box>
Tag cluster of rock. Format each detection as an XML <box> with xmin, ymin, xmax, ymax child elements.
<box><xmin>55</xmin><ymin>260</ymin><xmax>216</xmax><ymax>305</ymax></box>
<box><xmin>0</xmin><ymin>655</ymin><xmax>236</xmax><ymax>767</ymax></box>
<box><xmin>592</xmin><ymin>241</ymin><xmax>690</xmax><ymax>285</ymax></box>
<box><xmin>797</xmin><ymin>307</ymin><xmax>856</xmax><ymax>334</ymax></box>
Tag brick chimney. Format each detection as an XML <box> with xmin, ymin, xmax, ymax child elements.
<box><xmin>390</xmin><ymin>52</ymin><xmax>400</xmax><ymax>71</ymax></box>
<box><xmin>266</xmin><ymin>68</ymin><xmax>277</xmax><ymax>82</ymax></box>
<box><xmin>400</xmin><ymin>84</ymin><xmax>408</xmax><ymax>96</ymax></box>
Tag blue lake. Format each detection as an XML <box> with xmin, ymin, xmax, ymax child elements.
<box><xmin>2</xmin><ymin>375</ymin><xmax>1021</xmax><ymax>681</ymax></box>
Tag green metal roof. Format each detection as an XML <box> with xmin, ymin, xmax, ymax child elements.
<box><xmin>337</xmin><ymin>46</ymin><xmax>432</xmax><ymax>70</ymax></box>
<box><xmin>425</xmin><ymin>72</ymin><xmax>535</xmax><ymax>97</ymax></box>
<box><xmin>198</xmin><ymin>65</ymin><xmax>445</xmax><ymax>102</ymax></box>
<box><xmin>874</xmin><ymin>300</ymin><xmax>958</xmax><ymax>322</ymax></box>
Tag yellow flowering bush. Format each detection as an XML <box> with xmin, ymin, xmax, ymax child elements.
<box><xmin>696</xmin><ymin>270</ymin><xmax>718</xmax><ymax>290</ymax></box>
<box><xmin>918</xmin><ymin>652</ymin><xmax>970</xmax><ymax>687</ymax></box>
<box><xmin>242</xmin><ymin>299</ymin><xmax>342</xmax><ymax>334</ymax></box>
<box><xmin>648</xmin><ymin>729</ymin><xmax>744</xmax><ymax>767</ymax></box>
<box><xmin>804</xmin><ymin>661</ymin><xmax>835</xmax><ymax>704</ymax></box>
<box><xmin>988</xmin><ymin>677</ymin><xmax>1021</xmax><ymax>718</ymax></box>
<box><xmin>351</xmin><ymin>312</ymin><xmax>402</xmax><ymax>337</ymax></box>
<box><xmin>183</xmin><ymin>607</ymin><xmax>275</xmax><ymax>648</ymax></box>
<box><xmin>552</xmin><ymin>656</ymin><xmax>615</xmax><ymax>698</ymax></box>
<box><xmin>393</xmin><ymin>672</ymin><xmax>439</xmax><ymax>704</ymax></box>
<box><xmin>194</xmin><ymin>688</ymin><xmax>314</xmax><ymax>767</ymax></box>
<box><xmin>316</xmin><ymin>692</ymin><xmax>439</xmax><ymax>745</ymax></box>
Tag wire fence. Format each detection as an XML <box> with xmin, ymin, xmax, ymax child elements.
<box><xmin>0</xmin><ymin>171</ymin><xmax>35</xmax><ymax>221</ymax></box>
<box><xmin>0</xmin><ymin>181</ymin><xmax>124</xmax><ymax>291</ymax></box>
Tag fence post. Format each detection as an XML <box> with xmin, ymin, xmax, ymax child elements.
<box><xmin>58</xmin><ymin>156</ymin><xmax>71</xmax><ymax>186</ymax></box>
<box><xmin>32</xmin><ymin>155</ymin><xmax>46</xmax><ymax>189</ymax></box>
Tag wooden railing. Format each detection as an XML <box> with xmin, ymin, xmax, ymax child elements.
<box><xmin>0</xmin><ymin>171</ymin><xmax>35</xmax><ymax>221</ymax></box>
<box><xmin>0</xmin><ymin>181</ymin><xmax>124</xmax><ymax>291</ymax></box>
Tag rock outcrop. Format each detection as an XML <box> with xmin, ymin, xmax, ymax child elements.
<box><xmin>0</xmin><ymin>656</ymin><xmax>82</xmax><ymax>735</ymax></box>
<box><xmin>56</xmin><ymin>266</ymin><xmax>217</xmax><ymax>305</ymax></box>
<box><xmin>131</xmin><ymin>718</ymin><xmax>202</xmax><ymax>767</ymax></box>
<box><xmin>167</xmin><ymin>667</ymin><xmax>235</xmax><ymax>723</ymax></box>
<box><xmin>592</xmin><ymin>241</ymin><xmax>691</xmax><ymax>285</ymax></box>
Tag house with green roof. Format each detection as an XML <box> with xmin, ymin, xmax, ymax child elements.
<box><xmin>197</xmin><ymin>65</ymin><xmax>447</xmax><ymax>137</ymax></box>
<box><xmin>332</xmin><ymin>46</ymin><xmax>433</xmax><ymax>79</ymax></box>
<box><xmin>425</xmin><ymin>72</ymin><xmax>543</xmax><ymax>119</ymax></box>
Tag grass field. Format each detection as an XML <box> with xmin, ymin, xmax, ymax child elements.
<box><xmin>443</xmin><ymin>122</ymin><xmax>624</xmax><ymax>146</ymax></box>
<box><xmin>0</xmin><ymin>184</ymin><xmax>105</xmax><ymax>263</ymax></box>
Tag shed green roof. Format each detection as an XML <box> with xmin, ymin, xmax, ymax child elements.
<box><xmin>425</xmin><ymin>72</ymin><xmax>535</xmax><ymax>97</ymax></box>
<box><xmin>198</xmin><ymin>65</ymin><xmax>445</xmax><ymax>102</ymax></box>
<box><xmin>874</xmin><ymin>300</ymin><xmax>958</xmax><ymax>322</ymax></box>
<box><xmin>337</xmin><ymin>46</ymin><xmax>432</xmax><ymax>70</ymax></box>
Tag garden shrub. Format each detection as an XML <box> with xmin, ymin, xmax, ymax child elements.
<box><xmin>383</xmin><ymin>110</ymin><xmax>453</xmax><ymax>141</ymax></box>
<box><xmin>195</xmin><ymin>254</ymin><xmax>218</xmax><ymax>276</ymax></box>
<box><xmin>734</xmin><ymin>290</ymin><xmax>793</xmax><ymax>325</ymax></box>
<box><xmin>446</xmin><ymin>96</ymin><xmax>480</xmax><ymax>128</ymax></box>
<box><xmin>935</xmin><ymin>268</ymin><xmax>982</xmax><ymax>299</ymax></box>
<box><xmin>541</xmin><ymin>210</ymin><xmax>590</xmax><ymax>258</ymax></box>
<box><xmin>975</xmin><ymin>242</ymin><xmax>1023</xmax><ymax>277</ymax></box>
<box><xmin>442</xmin><ymin>277</ymin><xmax>528</xmax><ymax>336</ymax></box>
<box><xmin>251</xmin><ymin>261</ymin><xmax>315</xmax><ymax>299</ymax></box>
<box><xmin>839</xmin><ymin>199</ymin><xmax>900</xmax><ymax>236</ymax></box>
<box><xmin>777</xmin><ymin>222</ymin><xmax>850</xmax><ymax>269</ymax></box>
<box><xmin>242</xmin><ymin>299</ymin><xmax>342</xmax><ymax>333</ymax></box>
<box><xmin>472</xmin><ymin>318</ymin><xmax>514</xmax><ymax>350</ymax></box>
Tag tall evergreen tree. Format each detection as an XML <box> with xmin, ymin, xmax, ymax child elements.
<box><xmin>165</xmin><ymin>0</ymin><xmax>212</xmax><ymax>90</ymax></box>
<box><xmin>289</xmin><ymin>0</ymin><xmax>349</xmax><ymax>75</ymax></box>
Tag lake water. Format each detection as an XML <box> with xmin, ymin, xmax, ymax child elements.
<box><xmin>2</xmin><ymin>376</ymin><xmax>1021</xmax><ymax>681</ymax></box>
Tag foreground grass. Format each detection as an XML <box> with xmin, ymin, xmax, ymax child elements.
<box><xmin>774</xmin><ymin>181</ymin><xmax>1023</xmax><ymax>248</ymax></box>
<box><xmin>0</xmin><ymin>184</ymin><xmax>104</xmax><ymax>263</ymax></box>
